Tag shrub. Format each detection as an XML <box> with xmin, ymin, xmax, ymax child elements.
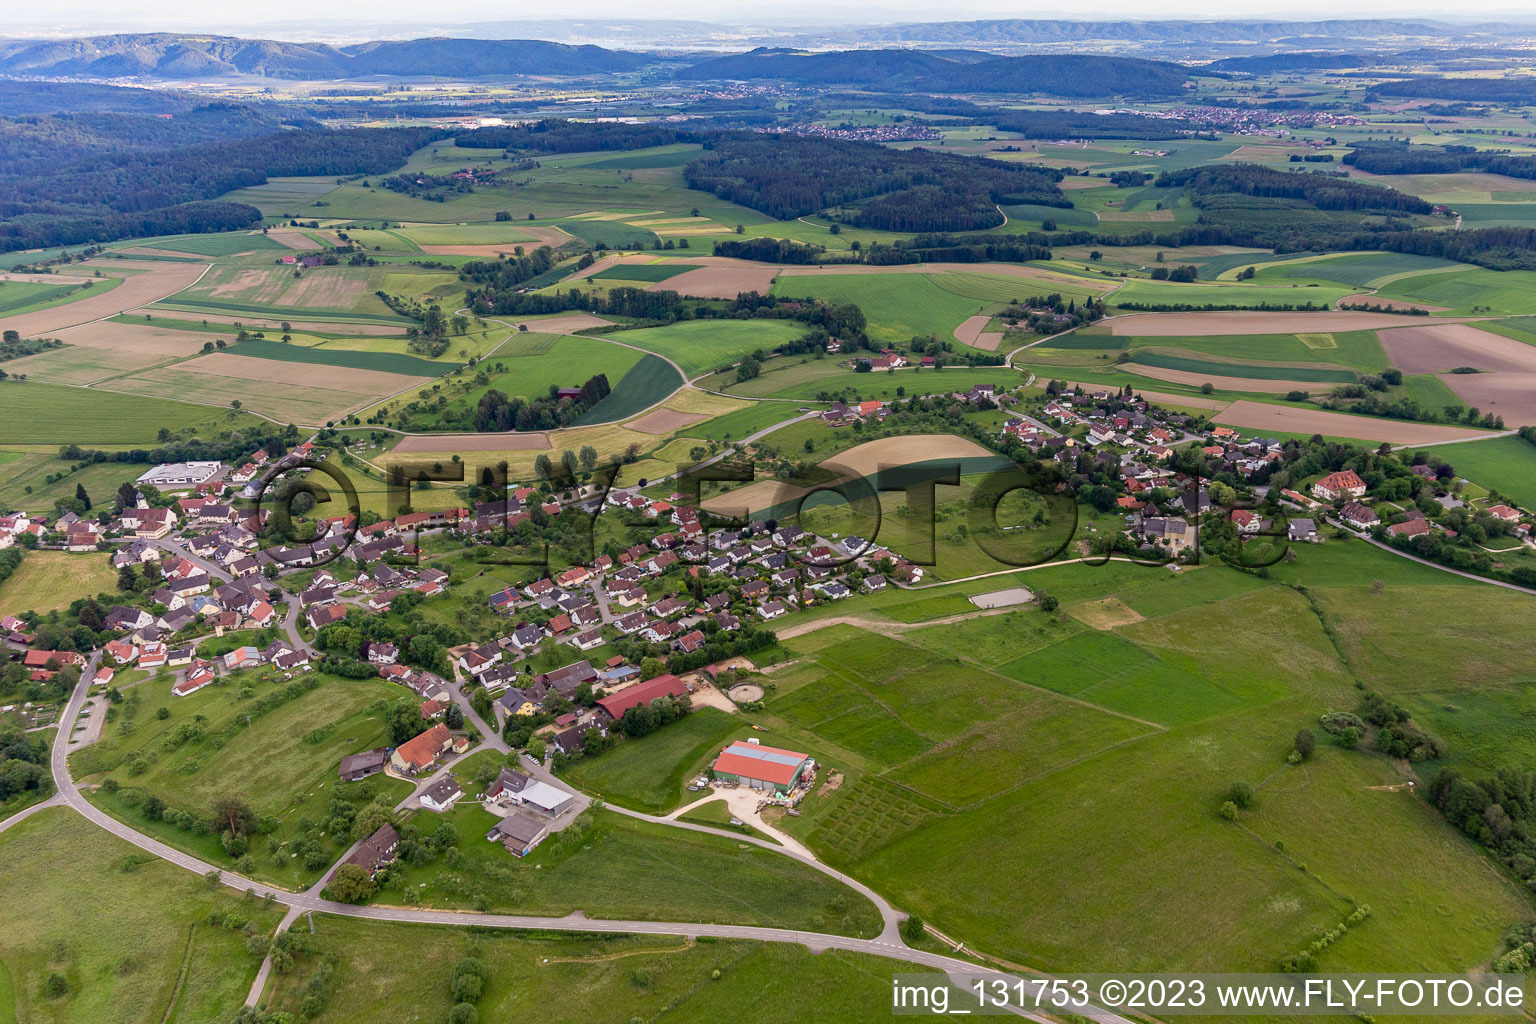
<box><xmin>1227</xmin><ymin>781</ymin><xmax>1254</xmax><ymax>808</ymax></box>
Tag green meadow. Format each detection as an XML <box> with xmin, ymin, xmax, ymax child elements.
<box><xmin>0</xmin><ymin>381</ymin><xmax>266</xmax><ymax>444</ymax></box>
<box><xmin>262</xmin><ymin>916</ymin><xmax>911</xmax><ymax>1024</ymax></box>
<box><xmin>0</xmin><ymin>808</ymin><xmax>281</xmax><ymax>1024</ymax></box>
<box><xmin>1413</xmin><ymin>434</ymin><xmax>1536</xmax><ymax>509</ymax></box>
<box><xmin>73</xmin><ymin>672</ymin><xmax>414</xmax><ymax>889</ymax></box>
<box><xmin>607</xmin><ymin>318</ymin><xmax>809</xmax><ymax>377</ymax></box>
<box><xmin>1376</xmin><ymin>267</ymin><xmax>1536</xmax><ymax>315</ymax></box>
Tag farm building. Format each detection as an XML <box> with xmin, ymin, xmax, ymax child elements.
<box><xmin>594</xmin><ymin>673</ymin><xmax>688</xmax><ymax>721</ymax></box>
<box><xmin>338</xmin><ymin>748</ymin><xmax>389</xmax><ymax>781</ymax></box>
<box><xmin>487</xmin><ymin>810</ymin><xmax>551</xmax><ymax>857</ymax></box>
<box><xmin>712</xmin><ymin>740</ymin><xmax>812</xmax><ymax>794</ymax></box>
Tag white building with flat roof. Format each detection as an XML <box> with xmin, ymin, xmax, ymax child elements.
<box><xmin>135</xmin><ymin>461</ymin><xmax>222</xmax><ymax>489</ymax></box>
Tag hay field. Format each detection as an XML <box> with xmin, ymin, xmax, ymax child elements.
<box><xmin>2</xmin><ymin>260</ymin><xmax>207</xmax><ymax>336</ymax></box>
<box><xmin>100</xmin><ymin>355</ymin><xmax>393</xmax><ymax>423</ymax></box>
<box><xmin>0</xmin><ymin>380</ymin><xmax>261</xmax><ymax>443</ymax></box>
<box><xmin>1214</xmin><ymin>400</ymin><xmax>1496</xmax><ymax>444</ymax></box>
<box><xmin>1107</xmin><ymin>310</ymin><xmax>1467</xmax><ymax>337</ymax></box>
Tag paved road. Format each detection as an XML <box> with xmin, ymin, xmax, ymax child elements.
<box><xmin>12</xmin><ymin>589</ymin><xmax>1147</xmax><ymax>1023</ymax></box>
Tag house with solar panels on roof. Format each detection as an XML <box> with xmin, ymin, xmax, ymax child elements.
<box><xmin>711</xmin><ymin>740</ymin><xmax>813</xmax><ymax>794</ymax></box>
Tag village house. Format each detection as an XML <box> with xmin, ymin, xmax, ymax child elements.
<box><xmin>419</xmin><ymin>777</ymin><xmax>464</xmax><ymax>812</ymax></box>
<box><xmin>390</xmin><ymin>723</ymin><xmax>453</xmax><ymax>775</ymax></box>
<box><xmin>1312</xmin><ymin>470</ymin><xmax>1367</xmax><ymax>503</ymax></box>
<box><xmin>1340</xmin><ymin>502</ymin><xmax>1382</xmax><ymax>530</ymax></box>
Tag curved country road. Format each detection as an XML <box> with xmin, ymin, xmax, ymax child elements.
<box><xmin>22</xmin><ymin>663</ymin><xmax>1130</xmax><ymax>1024</ymax></box>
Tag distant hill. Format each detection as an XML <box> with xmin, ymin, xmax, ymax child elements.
<box><xmin>679</xmin><ymin>49</ymin><xmax>1205</xmax><ymax>97</ymax></box>
<box><xmin>923</xmin><ymin>55</ymin><xmax>1206</xmax><ymax>96</ymax></box>
<box><xmin>676</xmin><ymin>47</ymin><xmax>959</xmax><ymax>86</ymax></box>
<box><xmin>790</xmin><ymin>18</ymin><xmax>1498</xmax><ymax>47</ymax></box>
<box><xmin>1206</xmin><ymin>53</ymin><xmax>1376</xmax><ymax>73</ymax></box>
<box><xmin>0</xmin><ymin>33</ymin><xmax>646</xmax><ymax>79</ymax></box>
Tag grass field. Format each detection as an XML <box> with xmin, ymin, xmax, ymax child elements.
<box><xmin>163</xmin><ymin>265</ymin><xmax>448</xmax><ymax>322</ymax></box>
<box><xmin>100</xmin><ymin>365</ymin><xmax>382</xmax><ymax>426</ymax></box>
<box><xmin>262</xmin><ymin>915</ymin><xmax>911</xmax><ymax>1024</ymax></box>
<box><xmin>1126</xmin><ymin>349</ymin><xmax>1357</xmax><ymax>382</ymax></box>
<box><xmin>364</xmin><ymin>334</ymin><xmax>648</xmax><ymax>431</ymax></box>
<box><xmin>0</xmin><ymin>381</ymin><xmax>264</xmax><ymax>443</ymax></box>
<box><xmin>136</xmin><ymin>232</ymin><xmax>286</xmax><ymax>257</ymax></box>
<box><xmin>771</xmin><ymin>271</ymin><xmax>1055</xmax><ymax>345</ymax></box>
<box><xmin>589</xmin><ymin>262</ymin><xmax>700</xmax><ymax>282</ymax></box>
<box><xmin>0</xmin><ymin>551</ymin><xmax>116</xmax><ymax>617</ymax></box>
<box><xmin>0</xmin><ymin>278</ymin><xmax>121</xmax><ymax>317</ymax></box>
<box><xmin>0</xmin><ymin>808</ymin><xmax>282</xmax><ymax>1024</ymax></box>
<box><xmin>1255</xmin><ymin>251</ymin><xmax>1463</xmax><ymax>288</ymax></box>
<box><xmin>677</xmin><ymin>401</ymin><xmax>803</xmax><ymax>443</ymax></box>
<box><xmin>1376</xmin><ymin>267</ymin><xmax>1536</xmax><ymax>316</ymax></box>
<box><xmin>1413</xmin><ymin>434</ymin><xmax>1536</xmax><ymax>509</ymax></box>
<box><xmin>1123</xmin><ymin>330</ymin><xmax>1389</xmax><ymax>371</ymax></box>
<box><xmin>222</xmin><ymin>338</ymin><xmax>452</xmax><ymax>377</ymax></box>
<box><xmin>74</xmin><ymin>672</ymin><xmax>413</xmax><ymax>889</ymax></box>
<box><xmin>739</xmin><ymin>543</ymin><xmax>1534</xmax><ymax>975</ymax></box>
<box><xmin>562</xmin><ymin>708</ymin><xmax>740</xmax><ymax>812</ymax></box>
<box><xmin>0</xmin><ymin>451</ymin><xmax>148</xmax><ymax>517</ymax></box>
<box><xmin>605</xmin><ymin>319</ymin><xmax>809</xmax><ymax>377</ymax></box>
<box><xmin>575</xmin><ymin>354</ymin><xmax>683</xmax><ymax>424</ymax></box>
<box><xmin>385</xmin><ymin>804</ymin><xmax>884</xmax><ymax>935</ymax></box>
<box><xmin>1106</xmin><ymin>279</ymin><xmax>1356</xmax><ymax>310</ymax></box>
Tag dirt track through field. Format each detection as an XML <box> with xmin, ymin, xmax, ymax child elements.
<box><xmin>1</xmin><ymin>259</ymin><xmax>208</xmax><ymax>336</ymax></box>
<box><xmin>1107</xmin><ymin>310</ymin><xmax>1468</xmax><ymax>336</ymax></box>
<box><xmin>1215</xmin><ymin>399</ymin><xmax>1497</xmax><ymax>443</ymax></box>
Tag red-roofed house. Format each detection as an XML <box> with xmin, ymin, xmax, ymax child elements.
<box><xmin>1312</xmin><ymin>470</ymin><xmax>1367</xmax><ymax>502</ymax></box>
<box><xmin>390</xmin><ymin>723</ymin><xmax>453</xmax><ymax>775</ymax></box>
<box><xmin>594</xmin><ymin>674</ymin><xmax>688</xmax><ymax>721</ymax></box>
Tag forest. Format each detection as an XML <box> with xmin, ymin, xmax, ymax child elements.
<box><xmin>1343</xmin><ymin>141</ymin><xmax>1536</xmax><ymax>180</ymax></box>
<box><xmin>470</xmin><ymin>374</ymin><xmax>612</xmax><ymax>432</ymax></box>
<box><xmin>455</xmin><ymin>120</ymin><xmax>694</xmax><ymax>153</ymax></box>
<box><xmin>0</xmin><ymin>125</ymin><xmax>446</xmax><ymax>252</ymax></box>
<box><xmin>684</xmin><ymin>134</ymin><xmax>1067</xmax><ymax>230</ymax></box>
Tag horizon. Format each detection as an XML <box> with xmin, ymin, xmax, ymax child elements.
<box><xmin>6</xmin><ymin>9</ymin><xmax>1536</xmax><ymax>44</ymax></box>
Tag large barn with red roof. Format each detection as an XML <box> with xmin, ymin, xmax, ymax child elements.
<box><xmin>712</xmin><ymin>740</ymin><xmax>812</xmax><ymax>794</ymax></box>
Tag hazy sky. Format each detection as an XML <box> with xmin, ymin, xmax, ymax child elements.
<box><xmin>8</xmin><ymin>0</ymin><xmax>1532</xmax><ymax>37</ymax></box>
